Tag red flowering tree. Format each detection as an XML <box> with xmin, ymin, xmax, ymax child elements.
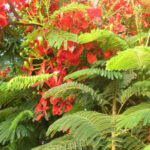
<box><xmin>0</xmin><ymin>0</ymin><xmax>150</xmax><ymax>149</ymax></box>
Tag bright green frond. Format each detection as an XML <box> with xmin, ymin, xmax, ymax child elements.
<box><xmin>46</xmin><ymin>111</ymin><xmax>113</xmax><ymax>147</ymax></box>
<box><xmin>50</xmin><ymin>2</ymin><xmax>90</xmax><ymax>20</ymax></box>
<box><xmin>7</xmin><ymin>73</ymin><xmax>55</xmax><ymax>90</ymax></box>
<box><xmin>121</xmin><ymin>126</ymin><xmax>148</xmax><ymax>150</ymax></box>
<box><xmin>117</xmin><ymin>103</ymin><xmax>150</xmax><ymax>129</ymax></box>
<box><xmin>120</xmin><ymin>80</ymin><xmax>150</xmax><ymax>104</ymax></box>
<box><xmin>64</xmin><ymin>68</ymin><xmax>122</xmax><ymax>80</ymax></box>
<box><xmin>144</xmin><ymin>144</ymin><xmax>150</xmax><ymax>150</ymax></box>
<box><xmin>119</xmin><ymin>86</ymin><xmax>141</xmax><ymax>103</ymax></box>
<box><xmin>47</xmin><ymin>29</ymin><xmax>78</xmax><ymax>49</ymax></box>
<box><xmin>9</xmin><ymin>110</ymin><xmax>33</xmax><ymax>133</ymax></box>
<box><xmin>0</xmin><ymin>110</ymin><xmax>33</xmax><ymax>145</ymax></box>
<box><xmin>78</xmin><ymin>29</ymin><xmax>128</xmax><ymax>51</ymax></box>
<box><xmin>106</xmin><ymin>46</ymin><xmax>150</xmax><ymax>71</ymax></box>
<box><xmin>44</xmin><ymin>82</ymin><xmax>102</xmax><ymax>103</ymax></box>
<box><xmin>21</xmin><ymin>30</ymin><xmax>38</xmax><ymax>47</ymax></box>
<box><xmin>32</xmin><ymin>135</ymin><xmax>90</xmax><ymax>150</ymax></box>
<box><xmin>127</xmin><ymin>32</ymin><xmax>149</xmax><ymax>47</ymax></box>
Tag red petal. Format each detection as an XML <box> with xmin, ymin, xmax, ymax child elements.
<box><xmin>103</xmin><ymin>51</ymin><xmax>112</xmax><ymax>60</ymax></box>
<box><xmin>64</xmin><ymin>103</ymin><xmax>72</xmax><ymax>113</ymax></box>
<box><xmin>35</xmin><ymin>114</ymin><xmax>44</xmax><ymax>121</ymax></box>
<box><xmin>85</xmin><ymin>42</ymin><xmax>95</xmax><ymax>51</ymax></box>
<box><xmin>87</xmin><ymin>8</ymin><xmax>102</xmax><ymax>20</ymax></box>
<box><xmin>87</xmin><ymin>52</ymin><xmax>97</xmax><ymax>64</ymax></box>
<box><xmin>0</xmin><ymin>13</ymin><xmax>7</xmax><ymax>27</ymax></box>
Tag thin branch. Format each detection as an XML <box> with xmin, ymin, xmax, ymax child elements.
<box><xmin>7</xmin><ymin>0</ymin><xmax>20</xmax><ymax>20</ymax></box>
<box><xmin>7</xmin><ymin>18</ymin><xmax>42</xmax><ymax>27</ymax></box>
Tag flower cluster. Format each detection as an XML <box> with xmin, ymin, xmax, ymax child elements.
<box><xmin>0</xmin><ymin>67</ymin><xmax>10</xmax><ymax>78</ymax></box>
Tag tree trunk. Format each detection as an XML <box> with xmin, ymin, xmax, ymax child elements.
<box><xmin>112</xmin><ymin>98</ymin><xmax>116</xmax><ymax>150</ymax></box>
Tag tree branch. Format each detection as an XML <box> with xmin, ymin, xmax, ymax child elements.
<box><xmin>7</xmin><ymin>18</ymin><xmax>42</xmax><ymax>27</ymax></box>
<box><xmin>7</xmin><ymin>0</ymin><xmax>20</xmax><ymax>20</ymax></box>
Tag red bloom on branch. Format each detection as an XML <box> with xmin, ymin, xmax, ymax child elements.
<box><xmin>87</xmin><ymin>8</ymin><xmax>102</xmax><ymax>19</ymax></box>
<box><xmin>84</xmin><ymin>42</ymin><xmax>95</xmax><ymax>51</ymax></box>
<box><xmin>0</xmin><ymin>67</ymin><xmax>10</xmax><ymax>77</ymax></box>
<box><xmin>51</xmin><ymin>97</ymin><xmax>74</xmax><ymax>116</ymax></box>
<box><xmin>103</xmin><ymin>51</ymin><xmax>112</xmax><ymax>60</ymax></box>
<box><xmin>0</xmin><ymin>1</ymin><xmax>7</xmax><ymax>27</ymax></box>
<box><xmin>35</xmin><ymin>96</ymin><xmax>49</xmax><ymax>121</ymax></box>
<box><xmin>58</xmin><ymin>45</ymin><xmax>84</xmax><ymax>66</ymax></box>
<box><xmin>87</xmin><ymin>52</ymin><xmax>97</xmax><ymax>64</ymax></box>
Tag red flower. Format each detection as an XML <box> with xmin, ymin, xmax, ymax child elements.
<box><xmin>148</xmin><ymin>134</ymin><xmax>150</xmax><ymax>141</ymax></box>
<box><xmin>26</xmin><ymin>26</ymin><xmax>32</xmax><ymax>33</ymax></box>
<box><xmin>87</xmin><ymin>52</ymin><xmax>97</xmax><ymax>64</ymax></box>
<box><xmin>51</xmin><ymin>97</ymin><xmax>74</xmax><ymax>116</ymax></box>
<box><xmin>0</xmin><ymin>1</ymin><xmax>7</xmax><ymax>27</ymax></box>
<box><xmin>0</xmin><ymin>67</ymin><xmax>10</xmax><ymax>77</ymax></box>
<box><xmin>58</xmin><ymin>45</ymin><xmax>83</xmax><ymax>66</ymax></box>
<box><xmin>87</xmin><ymin>8</ymin><xmax>102</xmax><ymax>19</ymax></box>
<box><xmin>84</xmin><ymin>42</ymin><xmax>95</xmax><ymax>51</ymax></box>
<box><xmin>103</xmin><ymin>51</ymin><xmax>112</xmax><ymax>60</ymax></box>
<box><xmin>35</xmin><ymin>97</ymin><xmax>49</xmax><ymax>121</ymax></box>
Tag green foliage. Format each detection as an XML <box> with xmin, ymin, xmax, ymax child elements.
<box><xmin>127</xmin><ymin>32</ymin><xmax>149</xmax><ymax>47</ymax></box>
<box><xmin>21</xmin><ymin>30</ymin><xmax>38</xmax><ymax>48</ymax></box>
<box><xmin>119</xmin><ymin>80</ymin><xmax>150</xmax><ymax>104</ymax></box>
<box><xmin>47</xmin><ymin>29</ymin><xmax>78</xmax><ymax>49</ymax></box>
<box><xmin>32</xmin><ymin>135</ymin><xmax>90</xmax><ymax>150</ymax></box>
<box><xmin>0</xmin><ymin>107</ymin><xmax>20</xmax><ymax>121</ymax></box>
<box><xmin>44</xmin><ymin>82</ymin><xmax>102</xmax><ymax>103</ymax></box>
<box><xmin>100</xmin><ymin>71</ymin><xmax>137</xmax><ymax>103</ymax></box>
<box><xmin>106</xmin><ymin>46</ymin><xmax>150</xmax><ymax>71</ymax></box>
<box><xmin>46</xmin><ymin>111</ymin><xmax>113</xmax><ymax>148</ymax></box>
<box><xmin>7</xmin><ymin>73</ymin><xmax>55</xmax><ymax>90</ymax></box>
<box><xmin>78</xmin><ymin>29</ymin><xmax>128</xmax><ymax>51</ymax></box>
<box><xmin>50</xmin><ymin>2</ymin><xmax>90</xmax><ymax>20</ymax></box>
<box><xmin>0</xmin><ymin>110</ymin><xmax>33</xmax><ymax>145</ymax></box>
<box><xmin>117</xmin><ymin>103</ymin><xmax>150</xmax><ymax>129</ymax></box>
<box><xmin>9</xmin><ymin>110</ymin><xmax>33</xmax><ymax>133</ymax></box>
<box><xmin>144</xmin><ymin>144</ymin><xmax>150</xmax><ymax>150</ymax></box>
<box><xmin>1</xmin><ymin>1</ymin><xmax>150</xmax><ymax>149</ymax></box>
<box><xmin>64</xmin><ymin>68</ymin><xmax>122</xmax><ymax>80</ymax></box>
<box><xmin>119</xmin><ymin>86</ymin><xmax>141</xmax><ymax>103</ymax></box>
<box><xmin>121</xmin><ymin>125</ymin><xmax>148</xmax><ymax>150</ymax></box>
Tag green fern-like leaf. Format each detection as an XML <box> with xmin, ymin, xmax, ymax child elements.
<box><xmin>0</xmin><ymin>110</ymin><xmax>34</xmax><ymax>145</ymax></box>
<box><xmin>119</xmin><ymin>86</ymin><xmax>141</xmax><ymax>104</ymax></box>
<box><xmin>9</xmin><ymin>110</ymin><xmax>33</xmax><ymax>133</ymax></box>
<box><xmin>64</xmin><ymin>68</ymin><xmax>122</xmax><ymax>81</ymax></box>
<box><xmin>50</xmin><ymin>2</ymin><xmax>90</xmax><ymax>20</ymax></box>
<box><xmin>106</xmin><ymin>46</ymin><xmax>150</xmax><ymax>71</ymax></box>
<box><xmin>117</xmin><ymin>103</ymin><xmax>150</xmax><ymax>129</ymax></box>
<box><xmin>44</xmin><ymin>82</ymin><xmax>102</xmax><ymax>103</ymax></box>
<box><xmin>47</xmin><ymin>29</ymin><xmax>78</xmax><ymax>49</ymax></box>
<box><xmin>120</xmin><ymin>80</ymin><xmax>150</xmax><ymax>104</ymax></box>
<box><xmin>100</xmin><ymin>71</ymin><xmax>137</xmax><ymax>103</ymax></box>
<box><xmin>0</xmin><ymin>107</ymin><xmax>20</xmax><ymax>121</ymax></box>
<box><xmin>7</xmin><ymin>73</ymin><xmax>55</xmax><ymax>90</ymax></box>
<box><xmin>127</xmin><ymin>32</ymin><xmax>149</xmax><ymax>48</ymax></box>
<box><xmin>21</xmin><ymin>30</ymin><xmax>38</xmax><ymax>47</ymax></box>
<box><xmin>32</xmin><ymin>135</ymin><xmax>90</xmax><ymax>150</ymax></box>
<box><xmin>121</xmin><ymin>125</ymin><xmax>148</xmax><ymax>150</ymax></box>
<box><xmin>78</xmin><ymin>29</ymin><xmax>128</xmax><ymax>52</ymax></box>
<box><xmin>46</xmin><ymin>111</ymin><xmax>113</xmax><ymax>148</ymax></box>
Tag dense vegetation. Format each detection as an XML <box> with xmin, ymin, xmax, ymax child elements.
<box><xmin>1</xmin><ymin>0</ymin><xmax>150</xmax><ymax>149</ymax></box>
